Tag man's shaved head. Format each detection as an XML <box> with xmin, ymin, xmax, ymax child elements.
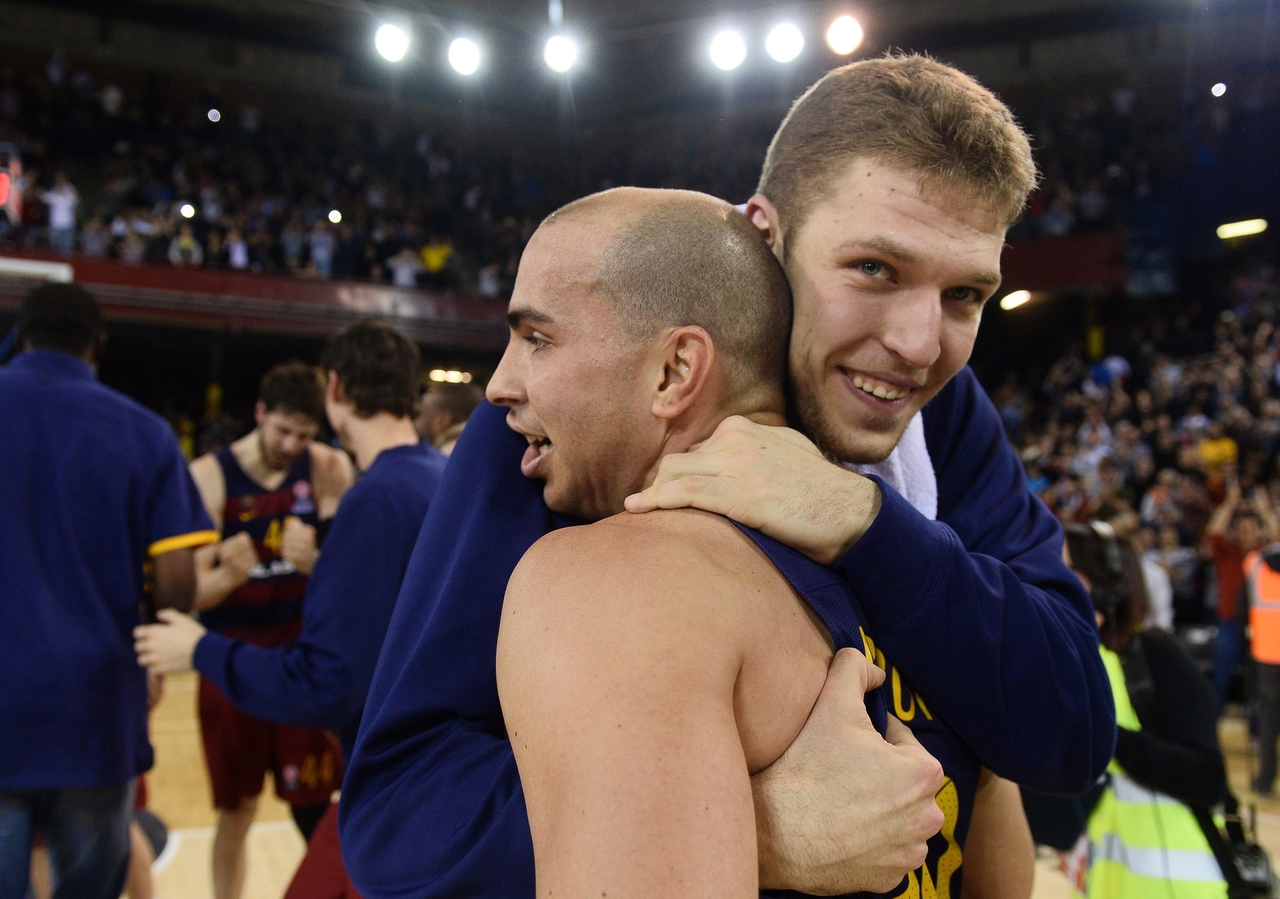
<box><xmin>543</xmin><ymin>188</ymin><xmax>792</xmax><ymax>405</ymax></box>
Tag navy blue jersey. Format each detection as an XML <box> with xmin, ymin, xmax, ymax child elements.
<box><xmin>200</xmin><ymin>445</ymin><xmax>319</xmax><ymax>639</ymax></box>
<box><xmin>194</xmin><ymin>442</ymin><xmax>446</xmax><ymax>760</ymax></box>
<box><xmin>0</xmin><ymin>350</ymin><xmax>216</xmax><ymax>790</ymax></box>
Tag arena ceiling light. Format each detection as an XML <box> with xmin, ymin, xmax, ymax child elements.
<box><xmin>375</xmin><ymin>23</ymin><xmax>411</xmax><ymax>62</ymax></box>
<box><xmin>1211</xmin><ymin>82</ymin><xmax>1227</xmax><ymax>97</ymax></box>
<box><xmin>206</xmin><ymin>108</ymin><xmax>221</xmax><ymax>123</ymax></box>
<box><xmin>179</xmin><ymin>203</ymin><xmax>196</xmax><ymax>219</ymax></box>
<box><xmin>765</xmin><ymin>23</ymin><xmax>804</xmax><ymax>63</ymax></box>
<box><xmin>826</xmin><ymin>15</ymin><xmax>864</xmax><ymax>55</ymax></box>
<box><xmin>1217</xmin><ymin>219</ymin><xmax>1268</xmax><ymax>240</ymax></box>
<box><xmin>544</xmin><ymin>35</ymin><xmax>578</xmax><ymax>73</ymax></box>
<box><xmin>709</xmin><ymin>30</ymin><xmax>747</xmax><ymax>71</ymax></box>
<box><xmin>429</xmin><ymin>369</ymin><xmax>474</xmax><ymax>384</ymax></box>
<box><xmin>328</xmin><ymin>209</ymin><xmax>343</xmax><ymax>224</ymax></box>
<box><xmin>999</xmin><ymin>289</ymin><xmax>1032</xmax><ymax>311</ymax></box>
<box><xmin>449</xmin><ymin>37</ymin><xmax>481</xmax><ymax>75</ymax></box>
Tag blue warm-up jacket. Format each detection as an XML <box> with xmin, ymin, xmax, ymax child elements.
<box><xmin>340</xmin><ymin>367</ymin><xmax>1115</xmax><ymax>898</ymax></box>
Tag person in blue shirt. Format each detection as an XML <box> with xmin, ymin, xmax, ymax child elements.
<box><xmin>134</xmin><ymin>319</ymin><xmax>446</xmax><ymax>899</ymax></box>
<box><xmin>342</xmin><ymin>55</ymin><xmax>1113</xmax><ymax>898</ymax></box>
<box><xmin>0</xmin><ymin>283</ymin><xmax>216</xmax><ymax>899</ymax></box>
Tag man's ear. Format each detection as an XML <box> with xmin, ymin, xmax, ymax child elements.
<box><xmin>253</xmin><ymin>400</ymin><xmax>266</xmax><ymax>427</ymax></box>
<box><xmin>326</xmin><ymin>369</ymin><xmax>345</xmax><ymax>405</ymax></box>
<box><xmin>745</xmin><ymin>194</ymin><xmax>784</xmax><ymax>258</ymax></box>
<box><xmin>652</xmin><ymin>326</ymin><xmax>715</xmax><ymax>421</ymax></box>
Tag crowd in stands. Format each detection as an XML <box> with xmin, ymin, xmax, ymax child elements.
<box><xmin>0</xmin><ymin>50</ymin><xmax>1201</xmax><ymax>296</ymax></box>
<box><xmin>1006</xmin><ymin>260</ymin><xmax>1280</xmax><ymax>642</ymax></box>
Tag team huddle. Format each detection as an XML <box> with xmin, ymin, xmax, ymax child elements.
<box><xmin>3</xmin><ymin>53</ymin><xmax>1124</xmax><ymax>899</ymax></box>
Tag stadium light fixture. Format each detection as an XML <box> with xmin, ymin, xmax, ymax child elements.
<box><xmin>1211</xmin><ymin>82</ymin><xmax>1227</xmax><ymax>98</ymax></box>
<box><xmin>429</xmin><ymin>369</ymin><xmax>474</xmax><ymax>384</ymax></box>
<box><xmin>544</xmin><ymin>35</ymin><xmax>578</xmax><ymax>73</ymax></box>
<box><xmin>179</xmin><ymin>203</ymin><xmax>196</xmax><ymax>219</ymax></box>
<box><xmin>375</xmin><ymin>23</ymin><xmax>411</xmax><ymax>62</ymax></box>
<box><xmin>999</xmin><ymin>289</ymin><xmax>1032</xmax><ymax>311</ymax></box>
<box><xmin>766</xmin><ymin>24</ymin><xmax>804</xmax><ymax>63</ymax></box>
<box><xmin>826</xmin><ymin>15</ymin><xmax>863</xmax><ymax>55</ymax></box>
<box><xmin>206</xmin><ymin>108</ymin><xmax>221</xmax><ymax>123</ymax></box>
<box><xmin>1217</xmin><ymin>219</ymin><xmax>1267</xmax><ymax>240</ymax></box>
<box><xmin>710</xmin><ymin>30</ymin><xmax>747</xmax><ymax>71</ymax></box>
<box><xmin>328</xmin><ymin>209</ymin><xmax>342</xmax><ymax>224</ymax></box>
<box><xmin>449</xmin><ymin>37</ymin><xmax>481</xmax><ymax>75</ymax></box>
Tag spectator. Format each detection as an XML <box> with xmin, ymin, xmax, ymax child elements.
<box><xmin>385</xmin><ymin>246</ymin><xmax>424</xmax><ymax>288</ymax></box>
<box><xmin>40</xmin><ymin>172</ymin><xmax>79</xmax><ymax>255</ymax></box>
<box><xmin>0</xmin><ymin>283</ymin><xmax>216</xmax><ymax>898</ymax></box>
<box><xmin>224</xmin><ymin>228</ymin><xmax>249</xmax><ymax>271</ymax></box>
<box><xmin>168</xmin><ymin>222</ymin><xmax>204</xmax><ymax>268</ymax></box>
<box><xmin>414</xmin><ymin>382</ymin><xmax>484</xmax><ymax>455</ymax></box>
<box><xmin>79</xmin><ymin>216</ymin><xmax>110</xmax><ymax>258</ymax></box>
<box><xmin>308</xmin><ymin>221</ymin><xmax>335</xmax><ymax>278</ymax></box>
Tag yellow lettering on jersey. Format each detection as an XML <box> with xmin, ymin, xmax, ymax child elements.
<box><xmin>263</xmin><ymin>518</ymin><xmax>283</xmax><ymax>554</ymax></box>
<box><xmin>888</xmin><ymin>777</ymin><xmax>962</xmax><ymax>899</ymax></box>
<box><xmin>892</xmin><ymin>666</ymin><xmax>917</xmax><ymax>722</ymax></box>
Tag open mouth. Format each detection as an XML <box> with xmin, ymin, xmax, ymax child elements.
<box><xmin>520</xmin><ymin>434</ymin><xmax>553</xmax><ymax>478</ymax></box>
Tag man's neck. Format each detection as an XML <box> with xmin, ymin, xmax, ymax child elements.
<box><xmin>637</xmin><ymin>405</ymin><xmax>787</xmax><ymax>496</ymax></box>
<box><xmin>344</xmin><ymin>413</ymin><xmax>421</xmax><ymax>471</ymax></box>
<box><xmin>231</xmin><ymin>430</ymin><xmax>293</xmax><ymax>489</ymax></box>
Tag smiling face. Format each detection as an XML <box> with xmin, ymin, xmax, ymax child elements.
<box><xmin>770</xmin><ymin>160</ymin><xmax>1006</xmax><ymax>464</ymax></box>
<box><xmin>486</xmin><ymin>222</ymin><xmax>662</xmax><ymax>520</ymax></box>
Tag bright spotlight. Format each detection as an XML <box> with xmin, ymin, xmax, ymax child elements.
<box><xmin>206</xmin><ymin>108</ymin><xmax>221</xmax><ymax>123</ymax></box>
<box><xmin>709</xmin><ymin>30</ymin><xmax>747</xmax><ymax>71</ymax></box>
<box><xmin>1211</xmin><ymin>82</ymin><xmax>1227</xmax><ymax>98</ymax></box>
<box><xmin>328</xmin><ymin>209</ymin><xmax>342</xmax><ymax>224</ymax></box>
<box><xmin>544</xmin><ymin>35</ymin><xmax>578</xmax><ymax>72</ymax></box>
<box><xmin>449</xmin><ymin>37</ymin><xmax>481</xmax><ymax>75</ymax></box>
<box><xmin>826</xmin><ymin>15</ymin><xmax>863</xmax><ymax>55</ymax></box>
<box><xmin>429</xmin><ymin>369</ymin><xmax>474</xmax><ymax>384</ymax></box>
<box><xmin>179</xmin><ymin>203</ymin><xmax>196</xmax><ymax>219</ymax></box>
<box><xmin>1217</xmin><ymin>219</ymin><xmax>1268</xmax><ymax>240</ymax></box>
<box><xmin>766</xmin><ymin>24</ymin><xmax>804</xmax><ymax>62</ymax></box>
<box><xmin>375</xmin><ymin>23</ymin><xmax>411</xmax><ymax>62</ymax></box>
<box><xmin>999</xmin><ymin>290</ymin><xmax>1032</xmax><ymax>311</ymax></box>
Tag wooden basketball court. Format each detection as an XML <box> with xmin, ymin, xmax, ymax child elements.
<box><xmin>143</xmin><ymin>672</ymin><xmax>1280</xmax><ymax>898</ymax></box>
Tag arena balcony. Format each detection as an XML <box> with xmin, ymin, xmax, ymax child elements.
<box><xmin>0</xmin><ymin>249</ymin><xmax>508</xmax><ymax>351</ymax></box>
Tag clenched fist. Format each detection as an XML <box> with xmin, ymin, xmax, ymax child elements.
<box><xmin>218</xmin><ymin>531</ymin><xmax>258</xmax><ymax>582</ymax></box>
<box><xmin>281</xmin><ymin>515</ymin><xmax>319</xmax><ymax>575</ymax></box>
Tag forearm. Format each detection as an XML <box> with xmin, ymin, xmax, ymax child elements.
<box><xmin>193</xmin><ymin>633</ymin><xmax>354</xmax><ymax>730</ymax></box>
<box><xmin>836</xmin><ymin>484</ymin><xmax>1114</xmax><ymax>793</ymax></box>
<box><xmin>193</xmin><ymin>568</ymin><xmax>245</xmax><ymax>611</ymax></box>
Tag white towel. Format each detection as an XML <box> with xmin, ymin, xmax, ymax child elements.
<box><xmin>848</xmin><ymin>412</ymin><xmax>937</xmax><ymax>521</ymax></box>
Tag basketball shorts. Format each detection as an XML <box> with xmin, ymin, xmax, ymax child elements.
<box><xmin>198</xmin><ymin>678</ymin><xmax>341</xmax><ymax>811</ymax></box>
<box><xmin>283</xmin><ymin>803</ymin><xmax>363</xmax><ymax>899</ymax></box>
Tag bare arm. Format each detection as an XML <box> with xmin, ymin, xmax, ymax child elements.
<box><xmin>188</xmin><ymin>454</ymin><xmax>225</xmax><ymax>531</ymax></box>
<box><xmin>1206</xmin><ymin>479</ymin><xmax>1242</xmax><ymax>538</ymax></box>
<box><xmin>192</xmin><ymin>534</ymin><xmax>257</xmax><ymax>611</ymax></box>
<box><xmin>152</xmin><ymin>548</ymin><xmax>197</xmax><ymax>614</ymax></box>
<box><xmin>960</xmin><ymin>769</ymin><xmax>1034</xmax><ymax>899</ymax></box>
<box><xmin>310</xmin><ymin>443</ymin><xmax>354</xmax><ymax>520</ymax></box>
<box><xmin>498</xmin><ymin>528</ymin><xmax>757</xmax><ymax>899</ymax></box>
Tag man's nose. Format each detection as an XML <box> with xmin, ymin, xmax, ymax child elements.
<box><xmin>485</xmin><ymin>340</ymin><xmax>526</xmax><ymax>408</ymax></box>
<box><xmin>879</xmin><ymin>287</ymin><xmax>942</xmax><ymax>372</ymax></box>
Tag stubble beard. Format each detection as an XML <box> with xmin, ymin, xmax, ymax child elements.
<box><xmin>786</xmin><ymin>371</ymin><xmax>907</xmax><ymax>466</ymax></box>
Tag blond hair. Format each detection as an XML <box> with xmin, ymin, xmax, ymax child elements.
<box><xmin>758</xmin><ymin>53</ymin><xmax>1038</xmax><ymax>233</ymax></box>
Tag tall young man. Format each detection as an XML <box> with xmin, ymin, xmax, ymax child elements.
<box><xmin>187</xmin><ymin>362</ymin><xmax>353</xmax><ymax>899</ymax></box>
<box><xmin>0</xmin><ymin>284</ymin><xmax>214</xmax><ymax>899</ymax></box>
<box><xmin>342</xmin><ymin>55</ymin><xmax>1112</xmax><ymax>898</ymax></box>
<box><xmin>137</xmin><ymin>319</ymin><xmax>445</xmax><ymax>899</ymax></box>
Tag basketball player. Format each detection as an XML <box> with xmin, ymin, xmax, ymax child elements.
<box><xmin>343</xmin><ymin>56</ymin><xmax>1110</xmax><ymax>898</ymax></box>
<box><xmin>135</xmin><ymin>320</ymin><xmax>445</xmax><ymax>899</ymax></box>
<box><xmin>187</xmin><ymin>361</ymin><xmax>353</xmax><ymax>899</ymax></box>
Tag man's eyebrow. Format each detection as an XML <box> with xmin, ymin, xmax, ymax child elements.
<box><xmin>839</xmin><ymin>237</ymin><xmax>1002</xmax><ymax>286</ymax></box>
<box><xmin>507</xmin><ymin>306</ymin><xmax>554</xmax><ymax>329</ymax></box>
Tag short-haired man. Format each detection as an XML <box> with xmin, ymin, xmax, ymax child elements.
<box><xmin>415</xmin><ymin>382</ymin><xmax>484</xmax><ymax>455</ymax></box>
<box><xmin>187</xmin><ymin>361</ymin><xmax>354</xmax><ymax>899</ymax></box>
<box><xmin>0</xmin><ymin>284</ymin><xmax>215</xmax><ymax>899</ymax></box>
<box><xmin>136</xmin><ymin>320</ymin><xmax>445</xmax><ymax>899</ymax></box>
<box><xmin>342</xmin><ymin>55</ymin><xmax>1112</xmax><ymax>898</ymax></box>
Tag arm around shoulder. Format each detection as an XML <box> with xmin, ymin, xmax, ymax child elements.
<box><xmin>497</xmin><ymin>526</ymin><xmax>757</xmax><ymax>899</ymax></box>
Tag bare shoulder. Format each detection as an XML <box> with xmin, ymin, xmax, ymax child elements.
<box><xmin>188</xmin><ymin>452</ymin><xmax>225</xmax><ymax>523</ymax></box>
<box><xmin>309</xmin><ymin>442</ymin><xmax>355</xmax><ymax>500</ymax></box>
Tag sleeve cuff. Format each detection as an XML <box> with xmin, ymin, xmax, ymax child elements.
<box><xmin>149</xmin><ymin>529</ymin><xmax>220</xmax><ymax>557</ymax></box>
<box><xmin>192</xmin><ymin>631</ymin><xmax>234</xmax><ymax>686</ymax></box>
<box><xmin>836</xmin><ymin>474</ymin><xmax>961</xmax><ymax>634</ymax></box>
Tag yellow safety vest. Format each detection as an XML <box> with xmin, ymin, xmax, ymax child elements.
<box><xmin>1245</xmin><ymin>549</ymin><xmax>1280</xmax><ymax>664</ymax></box>
<box><xmin>1077</xmin><ymin>647</ymin><xmax>1227</xmax><ymax>899</ymax></box>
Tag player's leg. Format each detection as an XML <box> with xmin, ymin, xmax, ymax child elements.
<box><xmin>124</xmin><ymin>819</ymin><xmax>155</xmax><ymax>899</ymax></box>
<box><xmin>199</xmin><ymin>678</ymin><xmax>269</xmax><ymax>899</ymax></box>
<box><xmin>0</xmin><ymin>791</ymin><xmax>36</xmax><ymax>899</ymax></box>
<box><xmin>40</xmin><ymin>783</ymin><xmax>133</xmax><ymax>899</ymax></box>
